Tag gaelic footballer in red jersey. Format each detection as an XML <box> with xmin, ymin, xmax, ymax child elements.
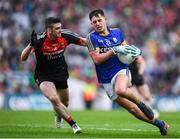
<box><xmin>32</xmin><ymin>29</ymin><xmax>86</xmax><ymax>82</ymax></box>
<box><xmin>20</xmin><ymin>17</ymin><xmax>86</xmax><ymax>134</ymax></box>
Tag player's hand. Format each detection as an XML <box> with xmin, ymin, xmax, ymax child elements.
<box><xmin>112</xmin><ymin>45</ymin><xmax>134</xmax><ymax>54</ymax></box>
<box><xmin>31</xmin><ymin>30</ymin><xmax>37</xmax><ymax>48</ymax></box>
<box><xmin>112</xmin><ymin>45</ymin><xmax>142</xmax><ymax>59</ymax></box>
<box><xmin>124</xmin><ymin>45</ymin><xmax>142</xmax><ymax>57</ymax></box>
<box><xmin>112</xmin><ymin>45</ymin><xmax>126</xmax><ymax>54</ymax></box>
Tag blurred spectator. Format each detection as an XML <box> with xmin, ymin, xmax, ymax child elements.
<box><xmin>82</xmin><ymin>79</ymin><xmax>97</xmax><ymax>109</ymax></box>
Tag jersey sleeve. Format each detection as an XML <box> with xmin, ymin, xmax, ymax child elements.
<box><xmin>61</xmin><ymin>29</ymin><xmax>82</xmax><ymax>45</ymax></box>
<box><xmin>86</xmin><ymin>33</ymin><xmax>97</xmax><ymax>52</ymax></box>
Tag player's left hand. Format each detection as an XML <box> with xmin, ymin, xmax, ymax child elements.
<box><xmin>112</xmin><ymin>45</ymin><xmax>130</xmax><ymax>54</ymax></box>
<box><xmin>31</xmin><ymin>30</ymin><xmax>37</xmax><ymax>48</ymax></box>
<box><xmin>124</xmin><ymin>45</ymin><xmax>142</xmax><ymax>57</ymax></box>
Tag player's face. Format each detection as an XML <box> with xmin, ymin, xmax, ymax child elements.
<box><xmin>50</xmin><ymin>23</ymin><xmax>62</xmax><ymax>38</ymax></box>
<box><xmin>91</xmin><ymin>14</ymin><xmax>107</xmax><ymax>34</ymax></box>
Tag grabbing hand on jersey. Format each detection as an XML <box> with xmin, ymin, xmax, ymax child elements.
<box><xmin>112</xmin><ymin>45</ymin><xmax>142</xmax><ymax>57</ymax></box>
<box><xmin>31</xmin><ymin>30</ymin><xmax>37</xmax><ymax>48</ymax></box>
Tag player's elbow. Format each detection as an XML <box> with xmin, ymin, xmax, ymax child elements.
<box><xmin>91</xmin><ymin>54</ymin><xmax>104</xmax><ymax>65</ymax></box>
<box><xmin>21</xmin><ymin>57</ymin><xmax>27</xmax><ymax>61</ymax></box>
<box><xmin>20</xmin><ymin>54</ymin><xmax>28</xmax><ymax>61</ymax></box>
<box><xmin>93</xmin><ymin>59</ymin><xmax>102</xmax><ymax>65</ymax></box>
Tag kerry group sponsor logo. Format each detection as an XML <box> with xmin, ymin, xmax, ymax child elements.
<box><xmin>99</xmin><ymin>46</ymin><xmax>111</xmax><ymax>53</ymax></box>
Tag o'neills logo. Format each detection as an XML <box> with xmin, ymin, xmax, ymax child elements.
<box><xmin>43</xmin><ymin>49</ymin><xmax>64</xmax><ymax>55</ymax></box>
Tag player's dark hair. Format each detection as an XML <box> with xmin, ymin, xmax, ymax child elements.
<box><xmin>45</xmin><ymin>17</ymin><xmax>61</xmax><ymax>29</ymax></box>
<box><xmin>89</xmin><ymin>9</ymin><xmax>105</xmax><ymax>20</ymax></box>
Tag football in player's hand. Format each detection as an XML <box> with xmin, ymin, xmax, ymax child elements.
<box><xmin>117</xmin><ymin>45</ymin><xmax>142</xmax><ymax>64</ymax></box>
<box><xmin>117</xmin><ymin>52</ymin><xmax>136</xmax><ymax>64</ymax></box>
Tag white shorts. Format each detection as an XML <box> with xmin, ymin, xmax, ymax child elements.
<box><xmin>101</xmin><ymin>69</ymin><xmax>132</xmax><ymax>101</ymax></box>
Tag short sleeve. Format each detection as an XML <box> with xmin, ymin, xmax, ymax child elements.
<box><xmin>86</xmin><ymin>33</ymin><xmax>96</xmax><ymax>51</ymax></box>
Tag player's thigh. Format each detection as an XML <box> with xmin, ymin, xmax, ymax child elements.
<box><xmin>39</xmin><ymin>81</ymin><xmax>57</xmax><ymax>99</ymax></box>
<box><xmin>114</xmin><ymin>74</ymin><xmax>129</xmax><ymax>93</ymax></box>
<box><xmin>57</xmin><ymin>89</ymin><xmax>69</xmax><ymax>106</ymax></box>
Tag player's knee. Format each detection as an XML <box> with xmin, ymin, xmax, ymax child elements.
<box><xmin>144</xmin><ymin>96</ymin><xmax>151</xmax><ymax>101</ymax></box>
<box><xmin>48</xmin><ymin>96</ymin><xmax>60</xmax><ymax>105</ymax></box>
<box><xmin>115</xmin><ymin>87</ymin><xmax>126</xmax><ymax>96</ymax></box>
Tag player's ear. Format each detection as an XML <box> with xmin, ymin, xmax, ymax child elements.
<box><xmin>104</xmin><ymin>16</ymin><xmax>107</xmax><ymax>21</ymax></box>
<box><xmin>47</xmin><ymin>28</ymin><xmax>52</xmax><ymax>33</ymax></box>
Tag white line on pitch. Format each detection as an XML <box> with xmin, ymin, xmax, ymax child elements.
<box><xmin>0</xmin><ymin>123</ymin><xmax>158</xmax><ymax>132</ymax></box>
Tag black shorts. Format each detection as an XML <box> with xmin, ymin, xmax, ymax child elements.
<box><xmin>131</xmin><ymin>74</ymin><xmax>145</xmax><ymax>86</ymax></box>
<box><xmin>34</xmin><ymin>75</ymin><xmax>68</xmax><ymax>89</ymax></box>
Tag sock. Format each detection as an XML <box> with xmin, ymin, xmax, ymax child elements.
<box><xmin>137</xmin><ymin>101</ymin><xmax>145</xmax><ymax>109</ymax></box>
<box><xmin>154</xmin><ymin>119</ymin><xmax>164</xmax><ymax>128</ymax></box>
<box><xmin>67</xmin><ymin>116</ymin><xmax>76</xmax><ymax>127</ymax></box>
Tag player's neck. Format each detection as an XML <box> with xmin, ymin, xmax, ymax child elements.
<box><xmin>99</xmin><ymin>28</ymin><xmax>109</xmax><ymax>36</ymax></box>
<box><xmin>47</xmin><ymin>33</ymin><xmax>57</xmax><ymax>41</ymax></box>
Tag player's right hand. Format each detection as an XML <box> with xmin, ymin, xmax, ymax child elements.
<box><xmin>31</xmin><ymin>30</ymin><xmax>37</xmax><ymax>48</ymax></box>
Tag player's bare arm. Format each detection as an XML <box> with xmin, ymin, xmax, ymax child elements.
<box><xmin>137</xmin><ymin>56</ymin><xmax>146</xmax><ymax>75</ymax></box>
<box><xmin>89</xmin><ymin>49</ymin><xmax>114</xmax><ymax>64</ymax></box>
<box><xmin>78</xmin><ymin>37</ymin><xmax>87</xmax><ymax>46</ymax></box>
<box><xmin>20</xmin><ymin>43</ymin><xmax>33</xmax><ymax>61</ymax></box>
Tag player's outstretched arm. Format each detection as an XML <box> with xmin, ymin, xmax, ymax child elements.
<box><xmin>20</xmin><ymin>43</ymin><xmax>33</xmax><ymax>61</ymax></box>
<box><xmin>21</xmin><ymin>30</ymin><xmax>38</xmax><ymax>61</ymax></box>
<box><xmin>78</xmin><ymin>37</ymin><xmax>86</xmax><ymax>46</ymax></box>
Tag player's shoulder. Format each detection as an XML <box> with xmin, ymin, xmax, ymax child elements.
<box><xmin>110</xmin><ymin>27</ymin><xmax>124</xmax><ymax>38</ymax></box>
<box><xmin>61</xmin><ymin>29</ymin><xmax>72</xmax><ymax>34</ymax></box>
<box><xmin>87</xmin><ymin>30</ymin><xmax>96</xmax><ymax>36</ymax></box>
<box><xmin>61</xmin><ymin>29</ymin><xmax>80</xmax><ymax>38</ymax></box>
<box><xmin>87</xmin><ymin>31</ymin><xmax>97</xmax><ymax>43</ymax></box>
<box><xmin>86</xmin><ymin>30</ymin><xmax>97</xmax><ymax>39</ymax></box>
<box><xmin>110</xmin><ymin>27</ymin><xmax>122</xmax><ymax>33</ymax></box>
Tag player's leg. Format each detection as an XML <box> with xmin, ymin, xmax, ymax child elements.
<box><xmin>102</xmin><ymin>80</ymin><xmax>169</xmax><ymax>135</ymax></box>
<box><xmin>134</xmin><ymin>74</ymin><xmax>159</xmax><ymax>118</ymax></box>
<box><xmin>58</xmin><ymin>89</ymin><xmax>69</xmax><ymax>107</ymax></box>
<box><xmin>136</xmin><ymin>84</ymin><xmax>159</xmax><ymax>118</ymax></box>
<box><xmin>55</xmin><ymin>88</ymin><xmax>69</xmax><ymax>128</ymax></box>
<box><xmin>136</xmin><ymin>84</ymin><xmax>151</xmax><ymax>102</ymax></box>
<box><xmin>57</xmin><ymin>88</ymin><xmax>81</xmax><ymax>133</ymax></box>
<box><xmin>39</xmin><ymin>81</ymin><xmax>81</xmax><ymax>134</ymax></box>
<box><xmin>115</xmin><ymin>96</ymin><xmax>152</xmax><ymax>123</ymax></box>
<box><xmin>113</xmin><ymin>72</ymin><xmax>154</xmax><ymax>120</ymax></box>
<box><xmin>132</xmin><ymin>74</ymin><xmax>151</xmax><ymax>101</ymax></box>
<box><xmin>130</xmin><ymin>86</ymin><xmax>143</xmax><ymax>100</ymax></box>
<box><xmin>115</xmin><ymin>97</ymin><xmax>169</xmax><ymax>135</ymax></box>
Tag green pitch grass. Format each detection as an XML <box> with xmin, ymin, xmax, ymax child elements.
<box><xmin>0</xmin><ymin>110</ymin><xmax>179</xmax><ymax>138</ymax></box>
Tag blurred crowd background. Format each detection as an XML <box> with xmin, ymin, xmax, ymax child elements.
<box><xmin>0</xmin><ymin>0</ymin><xmax>179</xmax><ymax>109</ymax></box>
